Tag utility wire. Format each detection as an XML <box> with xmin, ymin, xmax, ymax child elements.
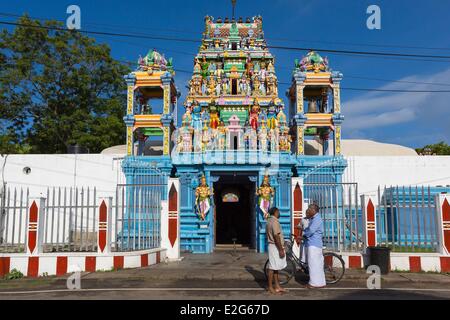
<box><xmin>3</xmin><ymin>20</ymin><xmax>450</xmax><ymax>61</ymax></box>
<box><xmin>3</xmin><ymin>11</ymin><xmax>450</xmax><ymax>53</ymax></box>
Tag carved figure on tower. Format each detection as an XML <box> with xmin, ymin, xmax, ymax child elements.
<box><xmin>256</xmin><ymin>175</ymin><xmax>275</xmax><ymax>220</ymax></box>
<box><xmin>258</xmin><ymin>120</ymin><xmax>269</xmax><ymax>152</ymax></box>
<box><xmin>200</xmin><ymin>55</ymin><xmax>210</xmax><ymax>78</ymax></box>
<box><xmin>217</xmin><ymin>121</ymin><xmax>227</xmax><ymax>150</ymax></box>
<box><xmin>249</xmin><ymin>99</ymin><xmax>260</xmax><ymax>130</ymax></box>
<box><xmin>266</xmin><ymin>103</ymin><xmax>278</xmax><ymax>130</ymax></box>
<box><xmin>195</xmin><ymin>175</ymin><xmax>213</xmax><ymax>221</ymax></box>
<box><xmin>177</xmin><ymin>109</ymin><xmax>194</xmax><ymax>153</ymax></box>
<box><xmin>209</xmin><ymin>105</ymin><xmax>220</xmax><ymax>129</ymax></box>
<box><xmin>207</xmin><ymin>75</ymin><xmax>217</xmax><ymax>96</ymax></box>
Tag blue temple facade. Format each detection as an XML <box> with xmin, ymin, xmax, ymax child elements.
<box><xmin>122</xmin><ymin>16</ymin><xmax>347</xmax><ymax>253</ymax></box>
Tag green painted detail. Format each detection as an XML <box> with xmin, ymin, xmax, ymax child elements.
<box><xmin>304</xmin><ymin>128</ymin><xmax>317</xmax><ymax>135</ymax></box>
<box><xmin>224</xmin><ymin>61</ymin><xmax>246</xmax><ymax>72</ymax></box>
<box><xmin>142</xmin><ymin>128</ymin><xmax>163</xmax><ymax>136</ymax></box>
<box><xmin>220</xmin><ymin>110</ymin><xmax>248</xmax><ymax>125</ymax></box>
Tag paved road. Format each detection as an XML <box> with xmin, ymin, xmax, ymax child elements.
<box><xmin>1</xmin><ymin>251</ymin><xmax>449</xmax><ymax>300</ymax></box>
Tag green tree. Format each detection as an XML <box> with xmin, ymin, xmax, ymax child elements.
<box><xmin>0</xmin><ymin>16</ymin><xmax>130</xmax><ymax>154</ymax></box>
<box><xmin>416</xmin><ymin>141</ymin><xmax>450</xmax><ymax>155</ymax></box>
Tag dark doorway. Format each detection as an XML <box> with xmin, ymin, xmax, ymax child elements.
<box><xmin>214</xmin><ymin>175</ymin><xmax>255</xmax><ymax>247</ymax></box>
<box><xmin>231</xmin><ymin>79</ymin><xmax>237</xmax><ymax>95</ymax></box>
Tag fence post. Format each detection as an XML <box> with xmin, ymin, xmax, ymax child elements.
<box><xmin>97</xmin><ymin>198</ymin><xmax>111</xmax><ymax>254</ymax></box>
<box><xmin>361</xmin><ymin>194</ymin><xmax>377</xmax><ymax>251</ymax></box>
<box><xmin>436</xmin><ymin>193</ymin><xmax>450</xmax><ymax>255</ymax></box>
<box><xmin>161</xmin><ymin>178</ymin><xmax>180</xmax><ymax>260</ymax></box>
<box><xmin>291</xmin><ymin>177</ymin><xmax>304</xmax><ymax>244</ymax></box>
<box><xmin>26</xmin><ymin>197</ymin><xmax>46</xmax><ymax>255</ymax></box>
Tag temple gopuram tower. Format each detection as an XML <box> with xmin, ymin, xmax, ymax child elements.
<box><xmin>122</xmin><ymin>16</ymin><xmax>347</xmax><ymax>254</ymax></box>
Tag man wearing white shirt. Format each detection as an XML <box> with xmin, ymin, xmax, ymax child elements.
<box><xmin>298</xmin><ymin>203</ymin><xmax>326</xmax><ymax>288</ymax></box>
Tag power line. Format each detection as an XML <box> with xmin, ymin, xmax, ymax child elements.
<box><xmin>3</xmin><ymin>20</ymin><xmax>450</xmax><ymax>61</ymax></box>
<box><xmin>3</xmin><ymin>11</ymin><xmax>450</xmax><ymax>53</ymax></box>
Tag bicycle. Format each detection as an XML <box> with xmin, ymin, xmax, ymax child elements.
<box><xmin>264</xmin><ymin>234</ymin><xmax>345</xmax><ymax>285</ymax></box>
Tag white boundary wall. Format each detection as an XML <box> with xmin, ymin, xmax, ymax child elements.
<box><xmin>1</xmin><ymin>154</ymin><xmax>125</xmax><ymax>198</ymax></box>
<box><xmin>343</xmin><ymin>156</ymin><xmax>450</xmax><ymax>196</ymax></box>
<box><xmin>2</xmin><ymin>155</ymin><xmax>449</xmax><ymax>199</ymax></box>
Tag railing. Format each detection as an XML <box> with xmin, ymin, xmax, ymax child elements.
<box><xmin>376</xmin><ymin>185</ymin><xmax>441</xmax><ymax>253</ymax></box>
<box><xmin>42</xmin><ymin>187</ymin><xmax>98</xmax><ymax>252</ymax></box>
<box><xmin>113</xmin><ymin>183</ymin><xmax>163</xmax><ymax>252</ymax></box>
<box><xmin>0</xmin><ymin>182</ymin><xmax>164</xmax><ymax>253</ymax></box>
<box><xmin>304</xmin><ymin>182</ymin><xmax>362</xmax><ymax>252</ymax></box>
<box><xmin>0</xmin><ymin>186</ymin><xmax>29</xmax><ymax>253</ymax></box>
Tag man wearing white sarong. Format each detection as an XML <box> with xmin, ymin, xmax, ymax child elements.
<box><xmin>301</xmin><ymin>203</ymin><xmax>326</xmax><ymax>288</ymax></box>
<box><xmin>266</xmin><ymin>207</ymin><xmax>287</xmax><ymax>294</ymax></box>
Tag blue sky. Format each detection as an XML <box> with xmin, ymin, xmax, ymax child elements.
<box><xmin>1</xmin><ymin>0</ymin><xmax>450</xmax><ymax>148</ymax></box>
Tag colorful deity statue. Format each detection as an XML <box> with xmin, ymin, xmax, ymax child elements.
<box><xmin>207</xmin><ymin>75</ymin><xmax>217</xmax><ymax>96</ymax></box>
<box><xmin>246</xmin><ymin>57</ymin><xmax>254</xmax><ymax>78</ymax></box>
<box><xmin>266</xmin><ymin>103</ymin><xmax>278</xmax><ymax>130</ymax></box>
<box><xmin>276</xmin><ymin>104</ymin><xmax>287</xmax><ymax>126</ymax></box>
<box><xmin>190</xmin><ymin>75</ymin><xmax>202</xmax><ymax>96</ymax></box>
<box><xmin>258</xmin><ymin>120</ymin><xmax>269</xmax><ymax>152</ymax></box>
<box><xmin>177</xmin><ymin>110</ymin><xmax>194</xmax><ymax>153</ymax></box>
<box><xmin>215</xmin><ymin>79</ymin><xmax>221</xmax><ymax>96</ymax></box>
<box><xmin>200</xmin><ymin>55</ymin><xmax>210</xmax><ymax>78</ymax></box>
<box><xmin>201</xmin><ymin>121</ymin><xmax>211</xmax><ymax>152</ymax></box>
<box><xmin>201</xmin><ymin>79</ymin><xmax>207</xmax><ymax>95</ymax></box>
<box><xmin>279</xmin><ymin>126</ymin><xmax>292</xmax><ymax>152</ymax></box>
<box><xmin>209</xmin><ymin>105</ymin><xmax>220</xmax><ymax>129</ymax></box>
<box><xmin>249</xmin><ymin>99</ymin><xmax>260</xmax><ymax>131</ymax></box>
<box><xmin>269</xmin><ymin>127</ymin><xmax>279</xmax><ymax>152</ymax></box>
<box><xmin>214</xmin><ymin>62</ymin><xmax>224</xmax><ymax>78</ymax></box>
<box><xmin>259</xmin><ymin>78</ymin><xmax>266</xmax><ymax>95</ymax></box>
<box><xmin>221</xmin><ymin>77</ymin><xmax>229</xmax><ymax>95</ymax></box>
<box><xmin>208</xmin><ymin>62</ymin><xmax>216</xmax><ymax>75</ymax></box>
<box><xmin>244</xmin><ymin>124</ymin><xmax>258</xmax><ymax>151</ymax></box>
<box><xmin>195</xmin><ymin>175</ymin><xmax>213</xmax><ymax>221</ymax></box>
<box><xmin>266</xmin><ymin>73</ymin><xmax>278</xmax><ymax>96</ymax></box>
<box><xmin>256</xmin><ymin>175</ymin><xmax>275</xmax><ymax>220</ymax></box>
<box><xmin>298</xmin><ymin>50</ymin><xmax>329</xmax><ymax>73</ymax></box>
<box><xmin>191</xmin><ymin>101</ymin><xmax>203</xmax><ymax>131</ymax></box>
<box><xmin>267</xmin><ymin>60</ymin><xmax>275</xmax><ymax>73</ymax></box>
<box><xmin>139</xmin><ymin>49</ymin><xmax>170</xmax><ymax>72</ymax></box>
<box><xmin>194</xmin><ymin>58</ymin><xmax>201</xmax><ymax>74</ymax></box>
<box><xmin>217</xmin><ymin>121</ymin><xmax>227</xmax><ymax>150</ymax></box>
<box><xmin>252</xmin><ymin>75</ymin><xmax>261</xmax><ymax>96</ymax></box>
<box><xmin>240</xmin><ymin>75</ymin><xmax>251</xmax><ymax>96</ymax></box>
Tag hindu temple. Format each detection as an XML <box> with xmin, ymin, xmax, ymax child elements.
<box><xmin>122</xmin><ymin>15</ymin><xmax>347</xmax><ymax>253</ymax></box>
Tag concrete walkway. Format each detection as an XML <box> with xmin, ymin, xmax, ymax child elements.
<box><xmin>1</xmin><ymin>251</ymin><xmax>449</xmax><ymax>299</ymax></box>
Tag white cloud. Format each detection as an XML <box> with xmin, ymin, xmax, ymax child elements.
<box><xmin>343</xmin><ymin>68</ymin><xmax>450</xmax><ymax>133</ymax></box>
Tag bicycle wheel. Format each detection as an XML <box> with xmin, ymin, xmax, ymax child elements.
<box><xmin>323</xmin><ymin>252</ymin><xmax>345</xmax><ymax>284</ymax></box>
<box><xmin>264</xmin><ymin>257</ymin><xmax>296</xmax><ymax>286</ymax></box>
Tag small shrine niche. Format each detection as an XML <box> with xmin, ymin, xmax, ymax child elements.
<box><xmin>288</xmin><ymin>50</ymin><xmax>344</xmax><ymax>156</ymax></box>
<box><xmin>123</xmin><ymin>49</ymin><xmax>179</xmax><ymax>157</ymax></box>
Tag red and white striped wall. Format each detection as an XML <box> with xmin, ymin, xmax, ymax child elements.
<box><xmin>0</xmin><ymin>249</ymin><xmax>166</xmax><ymax>277</ymax></box>
<box><xmin>160</xmin><ymin>178</ymin><xmax>181</xmax><ymax>260</ymax></box>
<box><xmin>338</xmin><ymin>252</ymin><xmax>450</xmax><ymax>273</ymax></box>
<box><xmin>0</xmin><ymin>194</ymin><xmax>168</xmax><ymax>278</ymax></box>
<box><xmin>291</xmin><ymin>177</ymin><xmax>304</xmax><ymax>244</ymax></box>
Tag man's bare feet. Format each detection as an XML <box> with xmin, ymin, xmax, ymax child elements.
<box><xmin>275</xmin><ymin>287</ymin><xmax>289</xmax><ymax>293</ymax></box>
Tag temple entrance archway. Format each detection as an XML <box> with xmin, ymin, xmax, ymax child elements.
<box><xmin>213</xmin><ymin>173</ymin><xmax>256</xmax><ymax>249</ymax></box>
